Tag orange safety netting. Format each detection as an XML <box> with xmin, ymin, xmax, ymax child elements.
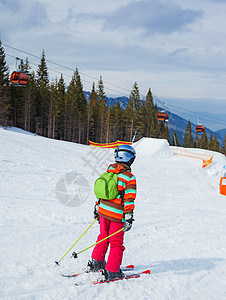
<box><xmin>171</xmin><ymin>147</ymin><xmax>214</xmax><ymax>169</ymax></box>
<box><xmin>89</xmin><ymin>140</ymin><xmax>132</xmax><ymax>148</ymax></box>
<box><xmin>202</xmin><ymin>155</ymin><xmax>213</xmax><ymax>168</ymax></box>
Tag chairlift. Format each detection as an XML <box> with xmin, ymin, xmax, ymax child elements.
<box><xmin>157</xmin><ymin>111</ymin><xmax>169</xmax><ymax>122</ymax></box>
<box><xmin>10</xmin><ymin>57</ymin><xmax>28</xmax><ymax>87</ymax></box>
<box><xmin>196</xmin><ymin>124</ymin><xmax>205</xmax><ymax>133</ymax></box>
<box><xmin>157</xmin><ymin>102</ymin><xmax>169</xmax><ymax>123</ymax></box>
<box><xmin>10</xmin><ymin>71</ymin><xmax>28</xmax><ymax>86</ymax></box>
<box><xmin>196</xmin><ymin>117</ymin><xmax>205</xmax><ymax>133</ymax></box>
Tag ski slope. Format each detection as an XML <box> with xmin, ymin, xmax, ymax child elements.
<box><xmin>0</xmin><ymin>128</ymin><xmax>226</xmax><ymax>300</ymax></box>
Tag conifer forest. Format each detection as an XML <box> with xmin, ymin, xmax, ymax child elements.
<box><xmin>0</xmin><ymin>40</ymin><xmax>225</xmax><ymax>154</ymax></box>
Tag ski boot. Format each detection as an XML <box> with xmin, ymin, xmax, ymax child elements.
<box><xmin>97</xmin><ymin>268</ymin><xmax>125</xmax><ymax>282</ymax></box>
<box><xmin>85</xmin><ymin>259</ymin><xmax>106</xmax><ymax>273</ymax></box>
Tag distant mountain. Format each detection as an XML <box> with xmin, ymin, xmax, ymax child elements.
<box><xmin>166</xmin><ymin>111</ymin><xmax>224</xmax><ymax>146</ymax></box>
<box><xmin>84</xmin><ymin>92</ymin><xmax>128</xmax><ymax>109</ymax></box>
<box><xmin>215</xmin><ymin>128</ymin><xmax>226</xmax><ymax>140</ymax></box>
<box><xmin>197</xmin><ymin>111</ymin><xmax>226</xmax><ymax>132</ymax></box>
<box><xmin>84</xmin><ymin>92</ymin><xmax>225</xmax><ymax>146</ymax></box>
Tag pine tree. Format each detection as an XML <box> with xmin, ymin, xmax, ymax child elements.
<box><xmin>18</xmin><ymin>57</ymin><xmax>31</xmax><ymax>74</ymax></box>
<box><xmin>48</xmin><ymin>79</ymin><xmax>58</xmax><ymax>138</ymax></box>
<box><xmin>125</xmin><ymin>82</ymin><xmax>140</xmax><ymax>141</ymax></box>
<box><xmin>125</xmin><ymin>96</ymin><xmax>133</xmax><ymax>141</ymax></box>
<box><xmin>109</xmin><ymin>99</ymin><xmax>123</xmax><ymax>141</ymax></box>
<box><xmin>208</xmin><ymin>132</ymin><xmax>214</xmax><ymax>150</ymax></box>
<box><xmin>0</xmin><ymin>39</ymin><xmax>9</xmax><ymax>87</ymax></box>
<box><xmin>18</xmin><ymin>59</ymin><xmax>25</xmax><ymax>72</ymax></box>
<box><xmin>26</xmin><ymin>71</ymin><xmax>37</xmax><ymax>132</ymax></box>
<box><xmin>36</xmin><ymin>50</ymin><xmax>50</xmax><ymax>135</ymax></box>
<box><xmin>194</xmin><ymin>132</ymin><xmax>200</xmax><ymax>148</ymax></box>
<box><xmin>20</xmin><ymin>58</ymin><xmax>33</xmax><ymax>131</ymax></box>
<box><xmin>64</xmin><ymin>68</ymin><xmax>87</xmax><ymax>143</ymax></box>
<box><xmin>65</xmin><ymin>72</ymin><xmax>77</xmax><ymax>141</ymax></box>
<box><xmin>0</xmin><ymin>93</ymin><xmax>10</xmax><ymax>127</ymax></box>
<box><xmin>182</xmin><ymin>120</ymin><xmax>194</xmax><ymax>147</ymax></box>
<box><xmin>156</xmin><ymin>121</ymin><xmax>166</xmax><ymax>139</ymax></box>
<box><xmin>97</xmin><ymin>76</ymin><xmax>107</xmax><ymax>143</ymax></box>
<box><xmin>74</xmin><ymin>68</ymin><xmax>87</xmax><ymax>143</ymax></box>
<box><xmin>115</xmin><ymin>100</ymin><xmax>124</xmax><ymax>140</ymax></box>
<box><xmin>10</xmin><ymin>77</ymin><xmax>26</xmax><ymax>128</ymax></box>
<box><xmin>171</xmin><ymin>130</ymin><xmax>180</xmax><ymax>146</ymax></box>
<box><xmin>55</xmin><ymin>74</ymin><xmax>66</xmax><ymax>140</ymax></box>
<box><xmin>140</xmin><ymin>88</ymin><xmax>154</xmax><ymax>137</ymax></box>
<box><xmin>87</xmin><ymin>82</ymin><xmax>98</xmax><ymax>142</ymax></box>
<box><xmin>36</xmin><ymin>50</ymin><xmax>49</xmax><ymax>87</ymax></box>
<box><xmin>150</xmin><ymin>115</ymin><xmax>158</xmax><ymax>138</ymax></box>
<box><xmin>164</xmin><ymin>124</ymin><xmax>171</xmax><ymax>144</ymax></box>
<box><xmin>212</xmin><ymin>135</ymin><xmax>220</xmax><ymax>152</ymax></box>
<box><xmin>199</xmin><ymin>129</ymin><xmax>208</xmax><ymax>149</ymax></box>
<box><xmin>0</xmin><ymin>39</ymin><xmax>10</xmax><ymax>126</ymax></box>
<box><xmin>105</xmin><ymin>106</ymin><xmax>111</xmax><ymax>143</ymax></box>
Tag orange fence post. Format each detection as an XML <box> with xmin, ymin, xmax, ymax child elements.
<box><xmin>220</xmin><ymin>177</ymin><xmax>226</xmax><ymax>196</ymax></box>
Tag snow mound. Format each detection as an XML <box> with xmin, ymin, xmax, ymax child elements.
<box><xmin>133</xmin><ymin>137</ymin><xmax>173</xmax><ymax>160</ymax></box>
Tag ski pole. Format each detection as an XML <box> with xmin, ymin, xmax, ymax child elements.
<box><xmin>55</xmin><ymin>217</ymin><xmax>99</xmax><ymax>266</ymax></box>
<box><xmin>71</xmin><ymin>227</ymin><xmax>125</xmax><ymax>259</ymax></box>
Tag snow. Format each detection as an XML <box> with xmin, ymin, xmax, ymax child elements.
<box><xmin>134</xmin><ymin>137</ymin><xmax>173</xmax><ymax>160</ymax></box>
<box><xmin>0</xmin><ymin>127</ymin><xmax>226</xmax><ymax>300</ymax></box>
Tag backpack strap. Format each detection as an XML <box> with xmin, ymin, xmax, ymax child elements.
<box><xmin>119</xmin><ymin>190</ymin><xmax>125</xmax><ymax>205</ymax></box>
<box><xmin>117</xmin><ymin>165</ymin><xmax>132</xmax><ymax>205</ymax></box>
<box><xmin>118</xmin><ymin>169</ymin><xmax>127</xmax><ymax>205</ymax></box>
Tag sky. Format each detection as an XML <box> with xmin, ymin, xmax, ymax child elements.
<box><xmin>1</xmin><ymin>0</ymin><xmax>226</xmax><ymax>131</ymax></box>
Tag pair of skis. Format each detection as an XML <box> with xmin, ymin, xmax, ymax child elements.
<box><xmin>61</xmin><ymin>264</ymin><xmax>150</xmax><ymax>285</ymax></box>
<box><xmin>93</xmin><ymin>269</ymin><xmax>150</xmax><ymax>285</ymax></box>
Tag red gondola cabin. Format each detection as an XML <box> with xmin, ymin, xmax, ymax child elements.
<box><xmin>157</xmin><ymin>112</ymin><xmax>169</xmax><ymax>122</ymax></box>
<box><xmin>196</xmin><ymin>125</ymin><xmax>205</xmax><ymax>132</ymax></box>
<box><xmin>10</xmin><ymin>71</ymin><xmax>28</xmax><ymax>86</ymax></box>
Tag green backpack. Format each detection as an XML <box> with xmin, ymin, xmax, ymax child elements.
<box><xmin>94</xmin><ymin>172</ymin><xmax>119</xmax><ymax>200</ymax></box>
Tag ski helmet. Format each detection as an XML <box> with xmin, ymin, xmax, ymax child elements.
<box><xmin>114</xmin><ymin>145</ymin><xmax>136</xmax><ymax>166</ymax></box>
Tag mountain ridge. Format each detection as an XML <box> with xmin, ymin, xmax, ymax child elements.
<box><xmin>84</xmin><ymin>92</ymin><xmax>225</xmax><ymax>146</ymax></box>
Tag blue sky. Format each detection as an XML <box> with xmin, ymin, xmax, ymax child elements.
<box><xmin>1</xmin><ymin>0</ymin><xmax>226</xmax><ymax>131</ymax></box>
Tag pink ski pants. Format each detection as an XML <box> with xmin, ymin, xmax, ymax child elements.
<box><xmin>91</xmin><ymin>216</ymin><xmax>125</xmax><ymax>273</ymax></box>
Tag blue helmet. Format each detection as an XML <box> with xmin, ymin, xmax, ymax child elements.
<box><xmin>114</xmin><ymin>145</ymin><xmax>136</xmax><ymax>166</ymax></box>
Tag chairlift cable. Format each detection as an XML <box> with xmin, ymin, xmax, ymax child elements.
<box><xmin>3</xmin><ymin>43</ymin><xmax>226</xmax><ymax>128</ymax></box>
<box><xmin>3</xmin><ymin>43</ymin><xmax>132</xmax><ymax>94</ymax></box>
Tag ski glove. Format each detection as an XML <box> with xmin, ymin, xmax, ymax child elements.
<box><xmin>123</xmin><ymin>214</ymin><xmax>134</xmax><ymax>232</ymax></box>
<box><xmin>94</xmin><ymin>204</ymin><xmax>99</xmax><ymax>223</ymax></box>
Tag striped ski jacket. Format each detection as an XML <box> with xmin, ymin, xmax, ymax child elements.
<box><xmin>97</xmin><ymin>163</ymin><xmax>136</xmax><ymax>223</ymax></box>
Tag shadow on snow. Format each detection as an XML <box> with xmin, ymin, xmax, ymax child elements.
<box><xmin>138</xmin><ymin>257</ymin><xmax>224</xmax><ymax>275</ymax></box>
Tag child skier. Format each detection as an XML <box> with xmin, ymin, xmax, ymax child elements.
<box><xmin>85</xmin><ymin>144</ymin><xmax>137</xmax><ymax>281</ymax></box>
